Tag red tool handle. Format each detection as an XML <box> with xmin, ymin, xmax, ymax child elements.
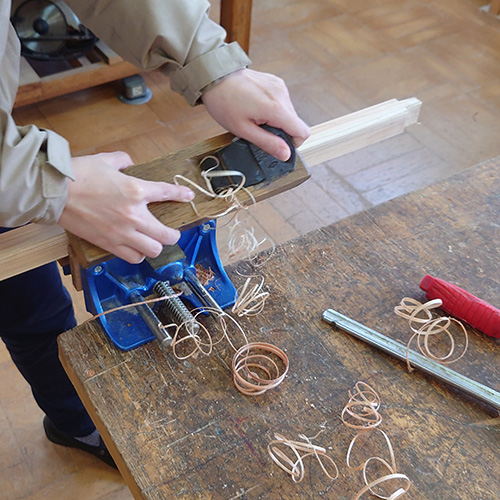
<box><xmin>420</xmin><ymin>275</ymin><xmax>500</xmax><ymax>338</ymax></box>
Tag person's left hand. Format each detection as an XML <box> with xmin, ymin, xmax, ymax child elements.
<box><xmin>201</xmin><ymin>68</ymin><xmax>310</xmax><ymax>161</ymax></box>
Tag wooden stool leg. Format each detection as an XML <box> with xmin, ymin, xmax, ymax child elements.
<box><xmin>220</xmin><ymin>0</ymin><xmax>253</xmax><ymax>54</ymax></box>
<box><xmin>489</xmin><ymin>0</ymin><xmax>500</xmax><ymax>15</ymax></box>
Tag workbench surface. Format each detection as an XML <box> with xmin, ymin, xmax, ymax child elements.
<box><xmin>59</xmin><ymin>158</ymin><xmax>500</xmax><ymax>499</ymax></box>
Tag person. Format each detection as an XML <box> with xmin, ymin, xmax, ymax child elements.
<box><xmin>0</xmin><ymin>0</ymin><xmax>310</xmax><ymax>468</ymax></box>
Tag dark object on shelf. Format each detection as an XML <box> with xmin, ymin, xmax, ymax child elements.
<box><xmin>11</xmin><ymin>0</ymin><xmax>97</xmax><ymax>61</ymax></box>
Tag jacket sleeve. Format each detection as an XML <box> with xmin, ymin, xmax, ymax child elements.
<box><xmin>0</xmin><ymin>113</ymin><xmax>73</xmax><ymax>226</ymax></box>
<box><xmin>0</xmin><ymin>17</ymin><xmax>73</xmax><ymax>227</ymax></box>
<box><xmin>65</xmin><ymin>0</ymin><xmax>251</xmax><ymax>105</ymax></box>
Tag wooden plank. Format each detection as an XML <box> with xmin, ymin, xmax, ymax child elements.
<box><xmin>0</xmin><ymin>224</ymin><xmax>68</xmax><ymax>280</ymax></box>
<box><xmin>298</xmin><ymin>98</ymin><xmax>421</xmax><ymax>166</ymax></box>
<box><xmin>93</xmin><ymin>40</ymin><xmax>123</xmax><ymax>65</ymax></box>
<box><xmin>220</xmin><ymin>0</ymin><xmax>253</xmax><ymax>54</ymax></box>
<box><xmin>57</xmin><ymin>159</ymin><xmax>500</xmax><ymax>499</ymax></box>
<box><xmin>0</xmin><ymin>98</ymin><xmax>421</xmax><ymax>279</ymax></box>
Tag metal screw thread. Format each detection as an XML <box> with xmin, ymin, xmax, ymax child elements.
<box><xmin>154</xmin><ymin>281</ymin><xmax>197</xmax><ymax>329</ymax></box>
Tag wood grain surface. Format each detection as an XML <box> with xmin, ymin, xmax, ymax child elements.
<box><xmin>58</xmin><ymin>158</ymin><xmax>500</xmax><ymax>499</ymax></box>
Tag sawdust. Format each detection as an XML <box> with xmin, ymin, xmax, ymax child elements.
<box><xmin>194</xmin><ymin>264</ymin><xmax>215</xmax><ymax>286</ymax></box>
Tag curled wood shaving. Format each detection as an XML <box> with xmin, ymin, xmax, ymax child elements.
<box><xmin>194</xmin><ymin>264</ymin><xmax>215</xmax><ymax>286</ymax></box>
<box><xmin>161</xmin><ymin>307</ymin><xmax>248</xmax><ymax>359</ymax></box>
<box><xmin>174</xmin><ymin>160</ymin><xmax>256</xmax><ymax>220</ymax></box>
<box><xmin>343</xmin><ymin>382</ymin><xmax>411</xmax><ymax>499</ymax></box>
<box><xmin>162</xmin><ymin>308</ymin><xmax>289</xmax><ymax>396</ymax></box>
<box><xmin>341</xmin><ymin>381</ymin><xmax>382</xmax><ymax>430</ymax></box>
<box><xmin>227</xmin><ymin>215</ymin><xmax>275</xmax><ymax>266</ymax></box>
<box><xmin>394</xmin><ymin>297</ymin><xmax>469</xmax><ymax>371</ymax></box>
<box><xmin>346</xmin><ymin>428</ymin><xmax>395</xmax><ymax>472</ymax></box>
<box><xmin>232</xmin><ymin>342</ymin><xmax>289</xmax><ymax>396</ymax></box>
<box><xmin>231</xmin><ymin>274</ymin><xmax>270</xmax><ymax>317</ymax></box>
<box><xmin>163</xmin><ymin>309</ymin><xmax>214</xmax><ymax>360</ymax></box>
<box><xmin>268</xmin><ymin>432</ymin><xmax>339</xmax><ymax>483</ymax></box>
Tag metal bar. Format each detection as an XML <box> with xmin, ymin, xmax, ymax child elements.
<box><xmin>322</xmin><ymin>309</ymin><xmax>500</xmax><ymax>411</ymax></box>
<box><xmin>184</xmin><ymin>268</ymin><xmax>224</xmax><ymax>313</ymax></box>
<box><xmin>129</xmin><ymin>291</ymin><xmax>172</xmax><ymax>350</ymax></box>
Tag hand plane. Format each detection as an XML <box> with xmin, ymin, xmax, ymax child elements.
<box><xmin>77</xmin><ymin>127</ymin><xmax>301</xmax><ymax>352</ymax></box>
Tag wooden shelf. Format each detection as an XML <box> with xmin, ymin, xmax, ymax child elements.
<box><xmin>14</xmin><ymin>41</ymin><xmax>139</xmax><ymax>108</ymax></box>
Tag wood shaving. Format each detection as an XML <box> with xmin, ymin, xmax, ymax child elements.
<box><xmin>232</xmin><ymin>342</ymin><xmax>289</xmax><ymax>396</ymax></box>
<box><xmin>174</xmin><ymin>160</ymin><xmax>256</xmax><ymax>220</ymax></box>
<box><xmin>227</xmin><ymin>214</ymin><xmax>275</xmax><ymax>266</ymax></box>
<box><xmin>231</xmin><ymin>274</ymin><xmax>269</xmax><ymax>317</ymax></box>
<box><xmin>394</xmin><ymin>297</ymin><xmax>469</xmax><ymax>371</ymax></box>
<box><xmin>342</xmin><ymin>382</ymin><xmax>411</xmax><ymax>499</ymax></box>
<box><xmin>268</xmin><ymin>431</ymin><xmax>339</xmax><ymax>483</ymax></box>
<box><xmin>161</xmin><ymin>308</ymin><xmax>289</xmax><ymax>396</ymax></box>
<box><xmin>160</xmin><ymin>307</ymin><xmax>247</xmax><ymax>359</ymax></box>
<box><xmin>341</xmin><ymin>381</ymin><xmax>382</xmax><ymax>430</ymax></box>
<box><xmin>162</xmin><ymin>309</ymin><xmax>215</xmax><ymax>360</ymax></box>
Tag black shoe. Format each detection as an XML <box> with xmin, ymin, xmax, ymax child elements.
<box><xmin>43</xmin><ymin>415</ymin><xmax>117</xmax><ymax>469</ymax></box>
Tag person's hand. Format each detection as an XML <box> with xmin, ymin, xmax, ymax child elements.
<box><xmin>58</xmin><ymin>152</ymin><xmax>194</xmax><ymax>263</ymax></box>
<box><xmin>201</xmin><ymin>68</ymin><xmax>310</xmax><ymax>161</ymax></box>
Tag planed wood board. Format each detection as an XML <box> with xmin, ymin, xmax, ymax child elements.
<box><xmin>299</xmin><ymin>97</ymin><xmax>421</xmax><ymax>166</ymax></box>
<box><xmin>0</xmin><ymin>98</ymin><xmax>421</xmax><ymax>280</ymax></box>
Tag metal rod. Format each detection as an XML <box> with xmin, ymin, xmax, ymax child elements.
<box><xmin>322</xmin><ymin>308</ymin><xmax>500</xmax><ymax>411</ymax></box>
<box><xmin>129</xmin><ymin>291</ymin><xmax>172</xmax><ymax>350</ymax></box>
<box><xmin>184</xmin><ymin>268</ymin><xmax>224</xmax><ymax>313</ymax></box>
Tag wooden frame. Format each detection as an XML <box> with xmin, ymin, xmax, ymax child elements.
<box><xmin>14</xmin><ymin>41</ymin><xmax>139</xmax><ymax>108</ymax></box>
<box><xmin>0</xmin><ymin>98</ymin><xmax>421</xmax><ymax>281</ymax></box>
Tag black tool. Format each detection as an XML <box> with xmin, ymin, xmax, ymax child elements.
<box><xmin>200</xmin><ymin>125</ymin><xmax>296</xmax><ymax>192</ymax></box>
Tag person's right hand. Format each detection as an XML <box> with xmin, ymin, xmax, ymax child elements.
<box><xmin>58</xmin><ymin>152</ymin><xmax>194</xmax><ymax>263</ymax></box>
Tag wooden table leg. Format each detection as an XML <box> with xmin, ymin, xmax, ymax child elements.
<box><xmin>220</xmin><ymin>0</ymin><xmax>253</xmax><ymax>54</ymax></box>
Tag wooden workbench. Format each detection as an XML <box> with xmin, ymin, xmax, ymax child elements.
<box><xmin>58</xmin><ymin>158</ymin><xmax>500</xmax><ymax>499</ymax></box>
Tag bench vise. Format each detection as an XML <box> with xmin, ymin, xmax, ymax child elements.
<box><xmin>81</xmin><ymin>220</ymin><xmax>234</xmax><ymax>351</ymax></box>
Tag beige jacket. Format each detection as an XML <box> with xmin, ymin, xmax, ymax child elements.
<box><xmin>0</xmin><ymin>0</ymin><xmax>250</xmax><ymax>227</ymax></box>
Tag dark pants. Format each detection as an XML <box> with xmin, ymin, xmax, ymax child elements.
<box><xmin>0</xmin><ymin>251</ymin><xmax>95</xmax><ymax>437</ymax></box>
